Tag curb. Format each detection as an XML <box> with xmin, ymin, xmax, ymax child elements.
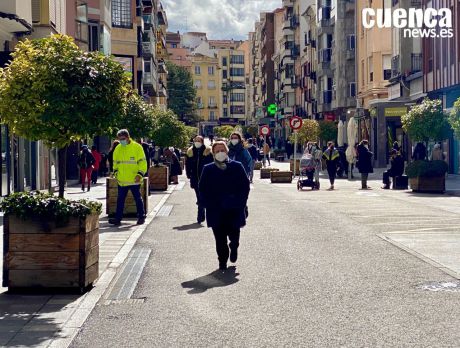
<box><xmin>47</xmin><ymin>187</ymin><xmax>176</xmax><ymax>348</ymax></box>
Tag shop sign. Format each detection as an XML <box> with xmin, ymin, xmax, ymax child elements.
<box><xmin>384</xmin><ymin>107</ymin><xmax>407</xmax><ymax>117</ymax></box>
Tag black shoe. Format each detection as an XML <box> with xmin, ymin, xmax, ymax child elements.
<box><xmin>108</xmin><ymin>218</ymin><xmax>121</xmax><ymax>226</ymax></box>
<box><xmin>137</xmin><ymin>218</ymin><xmax>145</xmax><ymax>225</ymax></box>
<box><xmin>81</xmin><ymin>185</ymin><xmax>85</xmax><ymax>191</ymax></box>
<box><xmin>197</xmin><ymin>208</ymin><xmax>205</xmax><ymax>224</ymax></box>
<box><xmin>219</xmin><ymin>263</ymin><xmax>227</xmax><ymax>271</ymax></box>
<box><xmin>87</xmin><ymin>186</ymin><xmax>90</xmax><ymax>192</ymax></box>
<box><xmin>230</xmin><ymin>248</ymin><xmax>238</xmax><ymax>263</ymax></box>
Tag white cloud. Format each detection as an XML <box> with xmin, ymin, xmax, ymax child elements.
<box><xmin>162</xmin><ymin>0</ymin><xmax>282</xmax><ymax>40</ymax></box>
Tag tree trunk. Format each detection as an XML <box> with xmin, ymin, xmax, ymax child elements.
<box><xmin>57</xmin><ymin>146</ymin><xmax>67</xmax><ymax>198</ymax></box>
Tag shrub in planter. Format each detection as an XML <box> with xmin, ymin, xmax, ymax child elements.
<box><xmin>405</xmin><ymin>160</ymin><xmax>448</xmax><ymax>193</ymax></box>
<box><xmin>1</xmin><ymin>192</ymin><xmax>102</xmax><ymax>292</ymax></box>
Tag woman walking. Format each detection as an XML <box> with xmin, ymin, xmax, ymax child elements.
<box><xmin>356</xmin><ymin>140</ymin><xmax>373</xmax><ymax>190</ymax></box>
<box><xmin>199</xmin><ymin>141</ymin><xmax>250</xmax><ymax>271</ymax></box>
<box><xmin>164</xmin><ymin>147</ymin><xmax>182</xmax><ymax>184</ymax></box>
<box><xmin>228</xmin><ymin>132</ymin><xmax>253</xmax><ymax>177</ymax></box>
<box><xmin>78</xmin><ymin>145</ymin><xmax>95</xmax><ymax>192</ymax></box>
<box><xmin>322</xmin><ymin>142</ymin><xmax>339</xmax><ymax>190</ymax></box>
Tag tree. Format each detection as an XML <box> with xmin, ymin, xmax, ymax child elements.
<box><xmin>448</xmin><ymin>97</ymin><xmax>460</xmax><ymax>139</ymax></box>
<box><xmin>214</xmin><ymin>125</ymin><xmax>235</xmax><ymax>139</ymax></box>
<box><xmin>151</xmin><ymin>108</ymin><xmax>189</xmax><ymax>149</ymax></box>
<box><xmin>243</xmin><ymin>125</ymin><xmax>258</xmax><ymax>138</ymax></box>
<box><xmin>0</xmin><ymin>35</ymin><xmax>129</xmax><ymax>197</ymax></box>
<box><xmin>402</xmin><ymin>98</ymin><xmax>451</xmax><ymax>143</ymax></box>
<box><xmin>166</xmin><ymin>62</ymin><xmax>198</xmax><ymax>125</ymax></box>
<box><xmin>113</xmin><ymin>93</ymin><xmax>156</xmax><ymax>140</ymax></box>
<box><xmin>289</xmin><ymin>119</ymin><xmax>319</xmax><ymax>145</ymax></box>
<box><xmin>185</xmin><ymin>126</ymin><xmax>198</xmax><ymax>141</ymax></box>
<box><xmin>318</xmin><ymin>120</ymin><xmax>338</xmax><ymax>144</ymax></box>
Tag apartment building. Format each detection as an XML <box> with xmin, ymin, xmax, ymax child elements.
<box><xmin>166</xmin><ymin>31</ymin><xmax>192</xmax><ymax>70</ymax></box>
<box><xmin>191</xmin><ymin>51</ymin><xmax>220</xmax><ymax>135</ymax></box>
<box><xmin>238</xmin><ymin>40</ymin><xmax>252</xmax><ymax>127</ymax></box>
<box><xmin>155</xmin><ymin>1</ymin><xmax>168</xmax><ymax>108</ymax></box>
<box><xmin>357</xmin><ymin>0</ymin><xmax>392</xmax><ymax>167</ymax></box>
<box><xmin>272</xmin><ymin>8</ymin><xmax>286</xmax><ymax>139</ymax></box>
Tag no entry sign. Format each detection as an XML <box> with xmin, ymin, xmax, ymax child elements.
<box><xmin>289</xmin><ymin>116</ymin><xmax>303</xmax><ymax>130</ymax></box>
<box><xmin>259</xmin><ymin>125</ymin><xmax>270</xmax><ymax>136</ymax></box>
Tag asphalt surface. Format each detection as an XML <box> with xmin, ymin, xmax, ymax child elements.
<box><xmin>71</xmin><ymin>168</ymin><xmax>460</xmax><ymax>347</ymax></box>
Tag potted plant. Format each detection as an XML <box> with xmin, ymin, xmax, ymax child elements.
<box><xmin>402</xmin><ymin>99</ymin><xmax>451</xmax><ymax>192</ymax></box>
<box><xmin>1</xmin><ymin>191</ymin><xmax>102</xmax><ymax>292</ymax></box>
<box><xmin>405</xmin><ymin>160</ymin><xmax>448</xmax><ymax>193</ymax></box>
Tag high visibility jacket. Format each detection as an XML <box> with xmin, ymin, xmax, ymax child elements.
<box><xmin>113</xmin><ymin>141</ymin><xmax>147</xmax><ymax>186</ymax></box>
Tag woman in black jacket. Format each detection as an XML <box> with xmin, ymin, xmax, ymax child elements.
<box><xmin>356</xmin><ymin>140</ymin><xmax>373</xmax><ymax>190</ymax></box>
<box><xmin>199</xmin><ymin>141</ymin><xmax>250</xmax><ymax>271</ymax></box>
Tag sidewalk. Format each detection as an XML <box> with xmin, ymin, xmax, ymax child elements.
<box><xmin>0</xmin><ymin>177</ymin><xmax>175</xmax><ymax>347</ymax></box>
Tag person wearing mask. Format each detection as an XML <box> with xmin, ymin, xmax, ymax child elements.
<box><xmin>109</xmin><ymin>129</ymin><xmax>147</xmax><ymax>226</ymax></box>
<box><xmin>186</xmin><ymin>136</ymin><xmax>213</xmax><ymax>223</ymax></box>
<box><xmin>322</xmin><ymin>142</ymin><xmax>340</xmax><ymax>190</ymax></box>
<box><xmin>199</xmin><ymin>141</ymin><xmax>250</xmax><ymax>271</ymax></box>
<box><xmin>263</xmin><ymin>140</ymin><xmax>271</xmax><ymax>167</ymax></box>
<box><xmin>382</xmin><ymin>149</ymin><xmax>405</xmax><ymax>189</ymax></box>
<box><xmin>310</xmin><ymin>142</ymin><xmax>322</xmax><ymax>187</ymax></box>
<box><xmin>90</xmin><ymin>145</ymin><xmax>102</xmax><ymax>185</ymax></box>
<box><xmin>228</xmin><ymin>132</ymin><xmax>253</xmax><ymax>177</ymax></box>
<box><xmin>108</xmin><ymin>140</ymin><xmax>120</xmax><ymax>173</ymax></box>
<box><xmin>246</xmin><ymin>138</ymin><xmax>259</xmax><ymax>183</ymax></box>
<box><xmin>164</xmin><ymin>147</ymin><xmax>182</xmax><ymax>184</ymax></box>
<box><xmin>431</xmin><ymin>143</ymin><xmax>443</xmax><ymax>161</ymax></box>
<box><xmin>78</xmin><ymin>145</ymin><xmax>95</xmax><ymax>192</ymax></box>
<box><xmin>356</xmin><ymin>139</ymin><xmax>374</xmax><ymax>190</ymax></box>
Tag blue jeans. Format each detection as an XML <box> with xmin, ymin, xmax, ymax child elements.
<box><xmin>116</xmin><ymin>185</ymin><xmax>145</xmax><ymax>221</ymax></box>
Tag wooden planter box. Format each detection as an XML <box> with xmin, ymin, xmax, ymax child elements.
<box><xmin>106</xmin><ymin>177</ymin><xmax>149</xmax><ymax>216</ymax></box>
<box><xmin>409</xmin><ymin>176</ymin><xmax>445</xmax><ymax>193</ymax></box>
<box><xmin>270</xmin><ymin>170</ymin><xmax>293</xmax><ymax>183</ymax></box>
<box><xmin>290</xmin><ymin>159</ymin><xmax>300</xmax><ymax>175</ymax></box>
<box><xmin>3</xmin><ymin>213</ymin><xmax>99</xmax><ymax>292</ymax></box>
<box><xmin>148</xmin><ymin>165</ymin><xmax>169</xmax><ymax>191</ymax></box>
<box><xmin>254</xmin><ymin>161</ymin><xmax>263</xmax><ymax>170</ymax></box>
<box><xmin>260</xmin><ymin>168</ymin><xmax>279</xmax><ymax>179</ymax></box>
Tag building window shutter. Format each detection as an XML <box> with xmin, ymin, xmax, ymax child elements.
<box><xmin>32</xmin><ymin>0</ymin><xmax>41</xmax><ymax>23</ymax></box>
<box><xmin>49</xmin><ymin>0</ymin><xmax>57</xmax><ymax>27</ymax></box>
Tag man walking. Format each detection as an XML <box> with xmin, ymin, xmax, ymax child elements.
<box><xmin>109</xmin><ymin>129</ymin><xmax>147</xmax><ymax>226</ymax></box>
<box><xmin>199</xmin><ymin>141</ymin><xmax>250</xmax><ymax>271</ymax></box>
<box><xmin>186</xmin><ymin>136</ymin><xmax>213</xmax><ymax>223</ymax></box>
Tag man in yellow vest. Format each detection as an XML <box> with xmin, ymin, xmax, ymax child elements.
<box><xmin>109</xmin><ymin>129</ymin><xmax>147</xmax><ymax>226</ymax></box>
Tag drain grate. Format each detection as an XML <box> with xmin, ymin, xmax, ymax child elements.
<box><xmin>157</xmin><ymin>204</ymin><xmax>173</xmax><ymax>217</ymax></box>
<box><xmin>106</xmin><ymin>248</ymin><xmax>151</xmax><ymax>300</ymax></box>
<box><xmin>417</xmin><ymin>281</ymin><xmax>460</xmax><ymax>292</ymax></box>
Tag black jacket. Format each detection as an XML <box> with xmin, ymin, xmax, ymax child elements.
<box><xmin>199</xmin><ymin>160</ymin><xmax>250</xmax><ymax>229</ymax></box>
<box><xmin>78</xmin><ymin>149</ymin><xmax>95</xmax><ymax>169</ymax></box>
<box><xmin>246</xmin><ymin>144</ymin><xmax>259</xmax><ymax>161</ymax></box>
<box><xmin>356</xmin><ymin>144</ymin><xmax>374</xmax><ymax>174</ymax></box>
<box><xmin>185</xmin><ymin>145</ymin><xmax>213</xmax><ymax>189</ymax></box>
<box><xmin>389</xmin><ymin>154</ymin><xmax>405</xmax><ymax>177</ymax></box>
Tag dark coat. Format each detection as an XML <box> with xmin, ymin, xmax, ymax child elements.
<box><xmin>166</xmin><ymin>153</ymin><xmax>182</xmax><ymax>177</ymax></box>
<box><xmin>78</xmin><ymin>149</ymin><xmax>95</xmax><ymax>169</ymax></box>
<box><xmin>247</xmin><ymin>144</ymin><xmax>259</xmax><ymax>161</ymax></box>
<box><xmin>185</xmin><ymin>145</ymin><xmax>213</xmax><ymax>189</ymax></box>
<box><xmin>199</xmin><ymin>160</ymin><xmax>250</xmax><ymax>229</ymax></box>
<box><xmin>228</xmin><ymin>143</ymin><xmax>253</xmax><ymax>175</ymax></box>
<box><xmin>389</xmin><ymin>154</ymin><xmax>405</xmax><ymax>177</ymax></box>
<box><xmin>356</xmin><ymin>144</ymin><xmax>374</xmax><ymax>174</ymax></box>
<box><xmin>412</xmin><ymin>143</ymin><xmax>427</xmax><ymax>161</ymax></box>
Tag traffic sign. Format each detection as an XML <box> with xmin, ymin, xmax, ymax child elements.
<box><xmin>259</xmin><ymin>125</ymin><xmax>270</xmax><ymax>136</ymax></box>
<box><xmin>267</xmin><ymin>104</ymin><xmax>278</xmax><ymax>116</ymax></box>
<box><xmin>289</xmin><ymin>116</ymin><xmax>303</xmax><ymax>130</ymax></box>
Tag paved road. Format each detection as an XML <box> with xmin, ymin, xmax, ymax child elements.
<box><xmin>71</xmin><ymin>168</ymin><xmax>460</xmax><ymax>347</ymax></box>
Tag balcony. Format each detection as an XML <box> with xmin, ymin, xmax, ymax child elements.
<box><xmin>391</xmin><ymin>55</ymin><xmax>400</xmax><ymax>78</ymax></box>
<box><xmin>283</xmin><ymin>15</ymin><xmax>299</xmax><ymax>30</ymax></box>
<box><xmin>319</xmin><ymin>48</ymin><xmax>331</xmax><ymax>63</ymax></box>
<box><xmin>282</xmin><ymin>0</ymin><xmax>295</xmax><ymax>7</ymax></box>
<box><xmin>143</xmin><ymin>15</ymin><xmax>152</xmax><ymax>31</ymax></box>
<box><xmin>411</xmin><ymin>53</ymin><xmax>422</xmax><ymax>74</ymax></box>
<box><xmin>142</xmin><ymin>41</ymin><xmax>153</xmax><ymax>58</ymax></box>
<box><xmin>322</xmin><ymin>90</ymin><xmax>332</xmax><ymax>104</ymax></box>
<box><xmin>208</xmin><ymin>103</ymin><xmax>218</xmax><ymax>109</ymax></box>
<box><xmin>291</xmin><ymin>45</ymin><xmax>300</xmax><ymax>58</ymax></box>
<box><xmin>158</xmin><ymin>60</ymin><xmax>168</xmax><ymax>74</ymax></box>
<box><xmin>318</xmin><ymin>7</ymin><xmax>332</xmax><ymax>26</ymax></box>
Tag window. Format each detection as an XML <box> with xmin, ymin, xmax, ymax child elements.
<box><xmin>230</xmin><ymin>68</ymin><xmax>245</xmax><ymax>76</ymax></box>
<box><xmin>208</xmin><ymin>80</ymin><xmax>216</xmax><ymax>89</ymax></box>
<box><xmin>222</xmin><ymin>57</ymin><xmax>227</xmax><ymax>66</ymax></box>
<box><xmin>230</xmin><ymin>106</ymin><xmax>245</xmax><ymax>114</ymax></box>
<box><xmin>223</xmin><ymin>108</ymin><xmax>228</xmax><ymax>117</ymax></box>
<box><xmin>285</xmin><ymin>64</ymin><xmax>294</xmax><ymax>78</ymax></box>
<box><xmin>88</xmin><ymin>22</ymin><xmax>99</xmax><ymax>51</ymax></box>
<box><xmin>223</xmin><ymin>95</ymin><xmax>228</xmax><ymax>104</ymax></box>
<box><xmin>197</xmin><ymin>96</ymin><xmax>203</xmax><ymax>108</ymax></box>
<box><xmin>194</xmin><ymin>65</ymin><xmax>201</xmax><ymax>75</ymax></box>
<box><xmin>75</xmin><ymin>3</ymin><xmax>88</xmax><ymax>43</ymax></box>
<box><xmin>383</xmin><ymin>55</ymin><xmax>391</xmax><ymax>80</ymax></box>
<box><xmin>230</xmin><ymin>55</ymin><xmax>244</xmax><ymax>64</ymax></box>
<box><xmin>349</xmin><ymin>82</ymin><xmax>356</xmax><ymax>97</ymax></box>
<box><xmin>209</xmin><ymin>96</ymin><xmax>216</xmax><ymax>106</ymax></box>
<box><xmin>144</xmin><ymin>61</ymin><xmax>151</xmax><ymax>72</ymax></box>
<box><xmin>209</xmin><ymin>111</ymin><xmax>216</xmax><ymax>120</ymax></box>
<box><xmin>369</xmin><ymin>57</ymin><xmax>373</xmax><ymax>82</ymax></box>
<box><xmin>223</xmin><ymin>69</ymin><xmax>228</xmax><ymax>79</ymax></box>
<box><xmin>208</xmin><ymin>66</ymin><xmax>215</xmax><ymax>75</ymax></box>
<box><xmin>171</xmin><ymin>43</ymin><xmax>177</xmax><ymax>48</ymax></box>
<box><xmin>361</xmin><ymin>60</ymin><xmax>365</xmax><ymax>85</ymax></box>
<box><xmin>230</xmin><ymin>93</ymin><xmax>245</xmax><ymax>102</ymax></box>
<box><xmin>112</xmin><ymin>0</ymin><xmax>132</xmax><ymax>28</ymax></box>
<box><xmin>347</xmin><ymin>35</ymin><xmax>355</xmax><ymax>51</ymax></box>
<box><xmin>194</xmin><ymin>80</ymin><xmax>202</xmax><ymax>89</ymax></box>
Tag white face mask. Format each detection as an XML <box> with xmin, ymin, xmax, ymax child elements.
<box><xmin>194</xmin><ymin>142</ymin><xmax>203</xmax><ymax>148</ymax></box>
<box><xmin>214</xmin><ymin>152</ymin><xmax>228</xmax><ymax>162</ymax></box>
<box><xmin>231</xmin><ymin>139</ymin><xmax>239</xmax><ymax>146</ymax></box>
<box><xmin>364</xmin><ymin>145</ymin><xmax>369</xmax><ymax>150</ymax></box>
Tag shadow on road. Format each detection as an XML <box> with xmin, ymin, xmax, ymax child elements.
<box><xmin>173</xmin><ymin>223</ymin><xmax>204</xmax><ymax>231</ymax></box>
<box><xmin>181</xmin><ymin>266</ymin><xmax>240</xmax><ymax>294</ymax></box>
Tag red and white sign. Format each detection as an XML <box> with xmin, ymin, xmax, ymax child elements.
<box><xmin>259</xmin><ymin>125</ymin><xmax>270</xmax><ymax>136</ymax></box>
<box><xmin>289</xmin><ymin>116</ymin><xmax>303</xmax><ymax>130</ymax></box>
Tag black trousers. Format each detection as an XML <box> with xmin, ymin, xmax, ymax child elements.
<box><xmin>327</xmin><ymin>167</ymin><xmax>336</xmax><ymax>185</ymax></box>
<box><xmin>91</xmin><ymin>169</ymin><xmax>98</xmax><ymax>184</ymax></box>
<box><xmin>212</xmin><ymin>224</ymin><xmax>240</xmax><ymax>265</ymax></box>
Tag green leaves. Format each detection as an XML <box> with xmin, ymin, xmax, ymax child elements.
<box><xmin>214</xmin><ymin>125</ymin><xmax>236</xmax><ymax>139</ymax></box>
<box><xmin>289</xmin><ymin>119</ymin><xmax>320</xmax><ymax>144</ymax></box>
<box><xmin>0</xmin><ymin>34</ymin><xmax>130</xmax><ymax>148</ymax></box>
<box><xmin>318</xmin><ymin>120</ymin><xmax>338</xmax><ymax>144</ymax></box>
<box><xmin>150</xmin><ymin>108</ymin><xmax>190</xmax><ymax>149</ymax></box>
<box><xmin>448</xmin><ymin>98</ymin><xmax>460</xmax><ymax>139</ymax></box>
<box><xmin>405</xmin><ymin>160</ymin><xmax>448</xmax><ymax>178</ymax></box>
<box><xmin>402</xmin><ymin>99</ymin><xmax>451</xmax><ymax>142</ymax></box>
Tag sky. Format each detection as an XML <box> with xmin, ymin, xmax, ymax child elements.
<box><xmin>162</xmin><ymin>0</ymin><xmax>282</xmax><ymax>40</ymax></box>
